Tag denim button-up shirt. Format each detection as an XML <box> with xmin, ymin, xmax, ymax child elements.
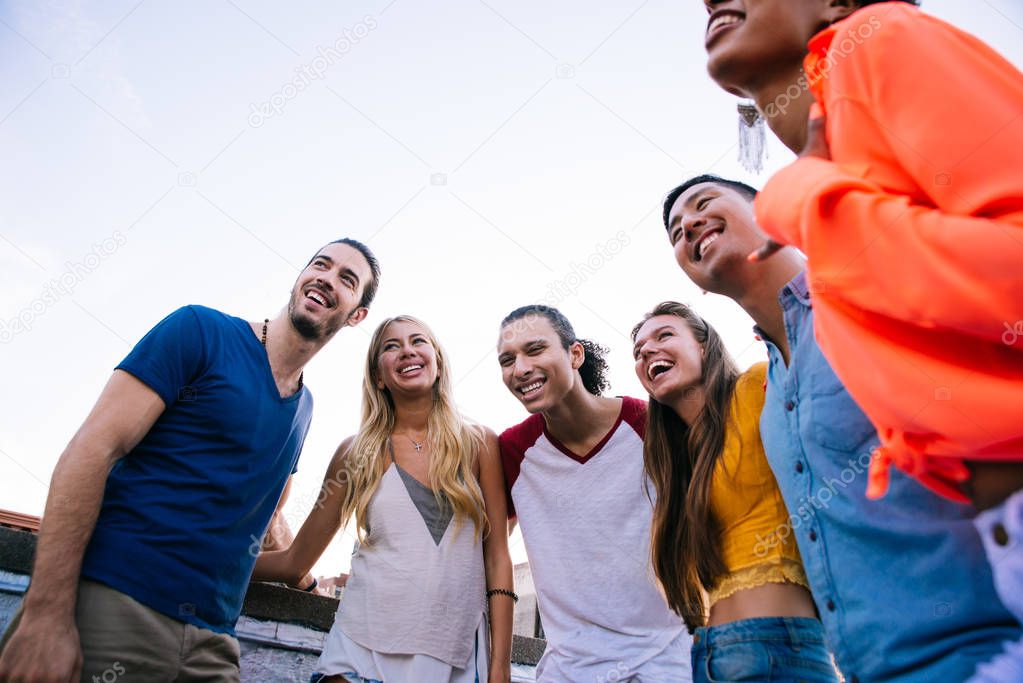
<box><xmin>757</xmin><ymin>272</ymin><xmax>1019</xmax><ymax>682</ymax></box>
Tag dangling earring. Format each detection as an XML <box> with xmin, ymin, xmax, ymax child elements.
<box><xmin>737</xmin><ymin>102</ymin><xmax>767</xmax><ymax>174</ymax></box>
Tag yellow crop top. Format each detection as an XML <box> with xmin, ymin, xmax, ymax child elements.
<box><xmin>706</xmin><ymin>362</ymin><xmax>809</xmax><ymax>606</ymax></box>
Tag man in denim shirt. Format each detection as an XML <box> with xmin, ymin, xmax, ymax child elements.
<box><xmin>661</xmin><ymin>174</ymin><xmax>1019</xmax><ymax>682</ymax></box>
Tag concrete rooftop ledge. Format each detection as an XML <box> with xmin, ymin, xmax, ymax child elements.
<box><xmin>243</xmin><ymin>581</ymin><xmax>339</xmax><ymax>632</ymax></box>
<box><xmin>0</xmin><ymin>525</ymin><xmax>545</xmax><ymax>668</ymax></box>
<box><xmin>0</xmin><ymin>527</ymin><xmax>34</xmax><ymax>575</ymax></box>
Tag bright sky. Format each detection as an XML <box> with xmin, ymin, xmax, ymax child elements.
<box><xmin>2</xmin><ymin>0</ymin><xmax>1021</xmax><ymax>578</ymax></box>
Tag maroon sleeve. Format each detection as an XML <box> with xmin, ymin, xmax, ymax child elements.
<box><xmin>497</xmin><ymin>414</ymin><xmax>544</xmax><ymax>520</ymax></box>
<box><xmin>620</xmin><ymin>396</ymin><xmax>648</xmax><ymax>439</ymax></box>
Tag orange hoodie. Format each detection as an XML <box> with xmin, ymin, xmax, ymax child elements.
<box><xmin>754</xmin><ymin>3</ymin><xmax>1023</xmax><ymax>503</ymax></box>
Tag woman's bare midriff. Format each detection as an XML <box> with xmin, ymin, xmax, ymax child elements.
<box><xmin>708</xmin><ymin>581</ymin><xmax>818</xmax><ymax>627</ymax></box>
<box><xmin>966</xmin><ymin>461</ymin><xmax>1023</xmax><ymax>511</ymax></box>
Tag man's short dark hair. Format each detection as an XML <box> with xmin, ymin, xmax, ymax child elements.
<box><xmin>310</xmin><ymin>238</ymin><xmax>381</xmax><ymax>309</ymax></box>
<box><xmin>662</xmin><ymin>175</ymin><xmax>759</xmax><ymax>230</ymax></box>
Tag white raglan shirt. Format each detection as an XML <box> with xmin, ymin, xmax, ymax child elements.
<box><xmin>500</xmin><ymin>397</ymin><xmax>691</xmax><ymax>682</ymax></box>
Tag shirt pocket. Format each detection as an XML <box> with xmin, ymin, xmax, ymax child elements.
<box><xmin>806</xmin><ymin>363</ymin><xmax>879</xmax><ymax>454</ymax></box>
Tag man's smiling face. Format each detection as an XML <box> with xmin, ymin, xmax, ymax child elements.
<box><xmin>666</xmin><ymin>181</ymin><xmax>765</xmax><ymax>294</ymax></box>
<box><xmin>288</xmin><ymin>242</ymin><xmax>371</xmax><ymax>340</ymax></box>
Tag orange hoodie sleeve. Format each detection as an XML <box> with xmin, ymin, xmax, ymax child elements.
<box><xmin>755</xmin><ymin>5</ymin><xmax>1023</xmax><ymax>345</ymax></box>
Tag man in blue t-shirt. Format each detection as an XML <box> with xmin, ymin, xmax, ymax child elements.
<box><xmin>0</xmin><ymin>238</ymin><xmax>379</xmax><ymax>682</ymax></box>
<box><xmin>658</xmin><ymin>175</ymin><xmax>1020</xmax><ymax>682</ymax></box>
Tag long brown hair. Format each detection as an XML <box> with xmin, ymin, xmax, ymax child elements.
<box><xmin>631</xmin><ymin>302</ymin><xmax>739</xmax><ymax>632</ymax></box>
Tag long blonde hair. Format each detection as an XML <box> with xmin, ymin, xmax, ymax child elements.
<box><xmin>340</xmin><ymin>315</ymin><xmax>489</xmax><ymax>544</ymax></box>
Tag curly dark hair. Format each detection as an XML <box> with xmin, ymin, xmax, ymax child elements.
<box><xmin>500</xmin><ymin>305</ymin><xmax>611</xmax><ymax>396</ymax></box>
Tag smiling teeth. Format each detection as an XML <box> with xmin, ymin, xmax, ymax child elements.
<box><xmin>399</xmin><ymin>365</ymin><xmax>423</xmax><ymax>374</ymax></box>
<box><xmin>709</xmin><ymin>14</ymin><xmax>741</xmax><ymax>34</ymax></box>
<box><xmin>648</xmin><ymin>360</ymin><xmax>674</xmax><ymax>380</ymax></box>
<box><xmin>306</xmin><ymin>290</ymin><xmax>328</xmax><ymax>306</ymax></box>
<box><xmin>699</xmin><ymin>232</ymin><xmax>721</xmax><ymax>259</ymax></box>
<box><xmin>520</xmin><ymin>380</ymin><xmax>544</xmax><ymax>395</ymax></box>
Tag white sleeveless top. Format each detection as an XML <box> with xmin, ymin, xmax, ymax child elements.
<box><xmin>335</xmin><ymin>458</ymin><xmax>486</xmax><ymax>667</ymax></box>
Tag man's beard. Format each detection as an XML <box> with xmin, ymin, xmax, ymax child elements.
<box><xmin>288</xmin><ymin>296</ymin><xmax>346</xmax><ymax>341</ymax></box>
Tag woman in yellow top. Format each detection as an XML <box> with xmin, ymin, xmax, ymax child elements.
<box><xmin>632</xmin><ymin>301</ymin><xmax>837</xmax><ymax>683</ymax></box>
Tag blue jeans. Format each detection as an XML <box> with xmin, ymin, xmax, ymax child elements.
<box><xmin>310</xmin><ymin>674</ymin><xmax>381</xmax><ymax>683</ymax></box>
<box><xmin>969</xmin><ymin>488</ymin><xmax>1023</xmax><ymax>682</ymax></box>
<box><xmin>692</xmin><ymin>617</ymin><xmax>838</xmax><ymax>683</ymax></box>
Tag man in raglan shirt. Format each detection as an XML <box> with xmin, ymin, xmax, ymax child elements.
<box><xmin>496</xmin><ymin>304</ymin><xmax>692</xmax><ymax>683</ymax></box>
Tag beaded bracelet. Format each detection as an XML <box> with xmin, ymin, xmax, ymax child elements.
<box><xmin>486</xmin><ymin>588</ymin><xmax>519</xmax><ymax>603</ymax></box>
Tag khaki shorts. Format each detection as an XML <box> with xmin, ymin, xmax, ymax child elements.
<box><xmin>1</xmin><ymin>579</ymin><xmax>240</xmax><ymax>682</ymax></box>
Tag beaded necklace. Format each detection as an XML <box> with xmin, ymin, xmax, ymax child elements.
<box><xmin>261</xmin><ymin>318</ymin><xmax>303</xmax><ymax>391</ymax></box>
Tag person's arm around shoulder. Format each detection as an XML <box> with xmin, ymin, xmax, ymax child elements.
<box><xmin>252</xmin><ymin>436</ymin><xmax>355</xmax><ymax>587</ymax></box>
<box><xmin>0</xmin><ymin>370</ymin><xmax>166</xmax><ymax>683</ymax></box>
<box><xmin>478</xmin><ymin>427</ymin><xmax>513</xmax><ymax>683</ymax></box>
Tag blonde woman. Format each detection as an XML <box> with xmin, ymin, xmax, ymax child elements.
<box><xmin>254</xmin><ymin>315</ymin><xmax>513</xmax><ymax>683</ymax></box>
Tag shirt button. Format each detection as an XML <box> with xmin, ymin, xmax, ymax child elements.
<box><xmin>827</xmin><ymin>599</ymin><xmax>836</xmax><ymax>612</ymax></box>
<box><xmin>993</xmin><ymin>523</ymin><xmax>1010</xmax><ymax>547</ymax></box>
<box><xmin>809</xmin><ymin>530</ymin><xmax>818</xmax><ymax>542</ymax></box>
<box><xmin>786</xmin><ymin>400</ymin><xmax>796</xmax><ymax>411</ymax></box>
<box><xmin>795</xmin><ymin>461</ymin><xmax>804</xmax><ymax>473</ymax></box>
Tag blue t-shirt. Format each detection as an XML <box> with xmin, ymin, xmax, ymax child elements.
<box><xmin>81</xmin><ymin>305</ymin><xmax>313</xmax><ymax>634</ymax></box>
<box><xmin>758</xmin><ymin>272</ymin><xmax>1019</xmax><ymax>683</ymax></box>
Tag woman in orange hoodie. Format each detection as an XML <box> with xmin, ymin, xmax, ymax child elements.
<box><xmin>706</xmin><ymin>0</ymin><xmax>1023</xmax><ymax>503</ymax></box>
<box><xmin>698</xmin><ymin>1</ymin><xmax>1023</xmax><ymax>679</ymax></box>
